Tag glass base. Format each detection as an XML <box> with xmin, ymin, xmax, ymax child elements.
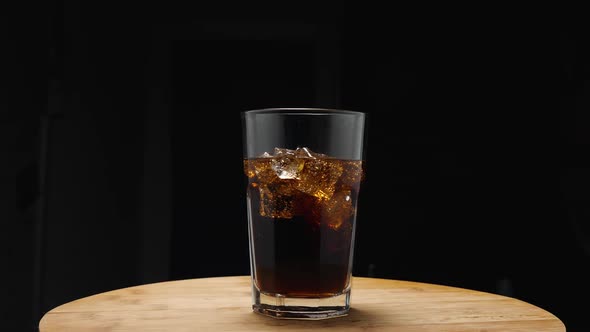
<box><xmin>252</xmin><ymin>285</ymin><xmax>351</xmax><ymax>320</ymax></box>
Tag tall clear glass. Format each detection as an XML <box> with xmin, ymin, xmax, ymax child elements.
<box><xmin>241</xmin><ymin>108</ymin><xmax>367</xmax><ymax>320</ymax></box>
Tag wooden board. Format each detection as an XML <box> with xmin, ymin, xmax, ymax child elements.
<box><xmin>39</xmin><ymin>275</ymin><xmax>565</xmax><ymax>331</ymax></box>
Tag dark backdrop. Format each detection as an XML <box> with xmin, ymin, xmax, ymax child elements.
<box><xmin>11</xmin><ymin>3</ymin><xmax>590</xmax><ymax>332</ymax></box>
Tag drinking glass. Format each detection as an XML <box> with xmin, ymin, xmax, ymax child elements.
<box><xmin>241</xmin><ymin>108</ymin><xmax>367</xmax><ymax>320</ymax></box>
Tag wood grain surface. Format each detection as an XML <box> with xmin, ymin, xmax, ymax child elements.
<box><xmin>39</xmin><ymin>275</ymin><xmax>566</xmax><ymax>331</ymax></box>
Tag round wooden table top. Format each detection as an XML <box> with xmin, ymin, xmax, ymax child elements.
<box><xmin>39</xmin><ymin>275</ymin><xmax>565</xmax><ymax>332</ymax></box>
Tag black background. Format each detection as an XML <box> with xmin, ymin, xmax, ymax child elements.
<box><xmin>10</xmin><ymin>2</ymin><xmax>590</xmax><ymax>331</ymax></box>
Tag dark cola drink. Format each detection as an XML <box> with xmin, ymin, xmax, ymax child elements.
<box><xmin>244</xmin><ymin>147</ymin><xmax>364</xmax><ymax>298</ymax></box>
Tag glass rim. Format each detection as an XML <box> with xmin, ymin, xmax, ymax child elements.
<box><xmin>242</xmin><ymin>107</ymin><xmax>365</xmax><ymax>116</ymax></box>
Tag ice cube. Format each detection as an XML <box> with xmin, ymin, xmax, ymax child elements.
<box><xmin>295</xmin><ymin>158</ymin><xmax>343</xmax><ymax>200</ymax></box>
<box><xmin>336</xmin><ymin>160</ymin><xmax>364</xmax><ymax>189</ymax></box>
<box><xmin>244</xmin><ymin>159</ymin><xmax>276</xmax><ymax>183</ymax></box>
<box><xmin>258</xmin><ymin>182</ymin><xmax>297</xmax><ymax>218</ymax></box>
<box><xmin>294</xmin><ymin>146</ymin><xmax>313</xmax><ymax>158</ymax></box>
<box><xmin>321</xmin><ymin>190</ymin><xmax>354</xmax><ymax>230</ymax></box>
<box><xmin>269</xmin><ymin>148</ymin><xmax>305</xmax><ymax>179</ymax></box>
